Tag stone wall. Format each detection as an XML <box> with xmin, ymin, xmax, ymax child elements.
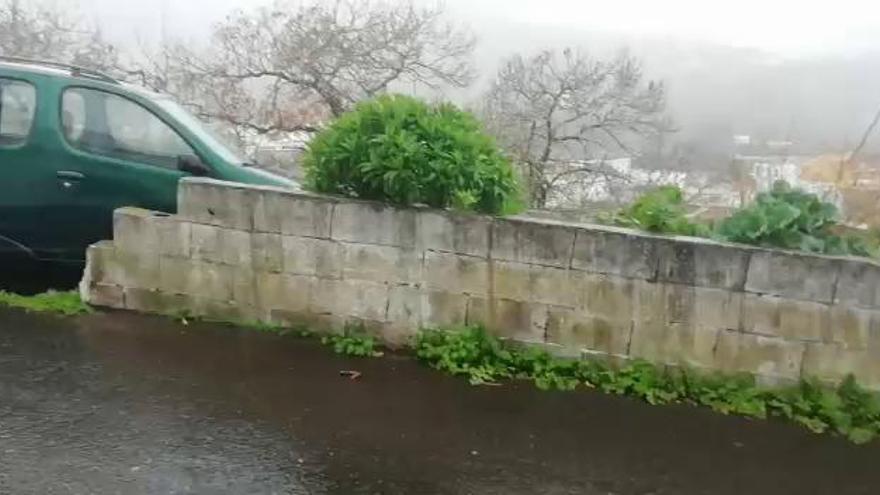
<box><xmin>81</xmin><ymin>178</ymin><xmax>880</xmax><ymax>388</ymax></box>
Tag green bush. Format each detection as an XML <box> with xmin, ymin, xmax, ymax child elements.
<box><xmin>717</xmin><ymin>181</ymin><xmax>873</xmax><ymax>256</ymax></box>
<box><xmin>601</xmin><ymin>185</ymin><xmax>709</xmax><ymax>236</ymax></box>
<box><xmin>304</xmin><ymin>95</ymin><xmax>520</xmax><ymax>214</ymax></box>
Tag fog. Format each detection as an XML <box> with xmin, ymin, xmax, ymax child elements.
<box><xmin>75</xmin><ymin>0</ymin><xmax>880</xmax><ymax>161</ymax></box>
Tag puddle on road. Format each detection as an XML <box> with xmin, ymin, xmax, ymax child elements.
<box><xmin>1</xmin><ymin>308</ymin><xmax>879</xmax><ymax>494</ymax></box>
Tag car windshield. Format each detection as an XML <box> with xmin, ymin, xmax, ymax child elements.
<box><xmin>154</xmin><ymin>98</ymin><xmax>248</xmax><ymax>165</ymax></box>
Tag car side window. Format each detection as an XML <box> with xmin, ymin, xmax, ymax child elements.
<box><xmin>61</xmin><ymin>87</ymin><xmax>195</xmax><ymax>170</ymax></box>
<box><xmin>0</xmin><ymin>79</ymin><xmax>37</xmax><ymax>147</ymax></box>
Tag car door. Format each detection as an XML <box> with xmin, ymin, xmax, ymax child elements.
<box><xmin>0</xmin><ymin>75</ymin><xmax>66</xmax><ymax>261</ymax></box>
<box><xmin>56</xmin><ymin>86</ymin><xmax>201</xmax><ymax>261</ymax></box>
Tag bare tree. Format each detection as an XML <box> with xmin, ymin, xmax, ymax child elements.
<box><xmin>0</xmin><ymin>0</ymin><xmax>118</xmax><ymax>70</ymax></box>
<box><xmin>482</xmin><ymin>48</ymin><xmax>667</xmax><ymax>208</ymax></box>
<box><xmin>166</xmin><ymin>0</ymin><xmax>476</xmax><ymax>137</ymax></box>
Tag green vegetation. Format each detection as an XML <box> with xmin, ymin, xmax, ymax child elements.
<box><xmin>717</xmin><ymin>182</ymin><xmax>875</xmax><ymax>256</ymax></box>
<box><xmin>603</xmin><ymin>182</ymin><xmax>877</xmax><ymax>258</ymax></box>
<box><xmin>0</xmin><ymin>290</ymin><xmax>92</xmax><ymax>316</ymax></box>
<box><xmin>600</xmin><ymin>185</ymin><xmax>709</xmax><ymax>236</ymax></box>
<box><xmin>304</xmin><ymin>94</ymin><xmax>521</xmax><ymax>215</ymax></box>
<box><xmin>415</xmin><ymin>326</ymin><xmax>880</xmax><ymax>444</ymax></box>
<box><xmin>321</xmin><ymin>325</ymin><xmax>384</xmax><ymax>358</ymax></box>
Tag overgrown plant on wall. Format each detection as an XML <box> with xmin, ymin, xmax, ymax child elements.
<box><xmin>303</xmin><ymin>95</ymin><xmax>521</xmax><ymax>215</ymax></box>
<box><xmin>603</xmin><ymin>182</ymin><xmax>878</xmax><ymax>257</ymax></box>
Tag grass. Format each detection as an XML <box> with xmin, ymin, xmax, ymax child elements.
<box><xmin>0</xmin><ymin>290</ymin><xmax>92</xmax><ymax>316</ymax></box>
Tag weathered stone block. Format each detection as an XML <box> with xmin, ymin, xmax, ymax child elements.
<box><xmin>745</xmin><ymin>251</ymin><xmax>837</xmax><ymax>303</ymax></box>
<box><xmin>530</xmin><ymin>266</ymin><xmax>581</xmax><ymax>308</ymax></box>
<box><xmin>251</xmin><ymin>233</ymin><xmax>284</xmax><ymax>273</ymax></box>
<box><xmin>580</xmin><ymin>274</ymin><xmax>636</xmax><ymax>322</ymax></box>
<box><xmin>546</xmin><ymin>306</ymin><xmax>631</xmax><ymax>356</ymax></box>
<box><xmin>491</xmin><ymin>261</ymin><xmax>532</xmax><ymax>301</ymax></box>
<box><xmin>178</xmin><ymin>179</ymin><xmax>255</xmax><ymax>231</ymax></box>
<box><xmin>835</xmin><ymin>260</ymin><xmax>880</xmax><ymax>310</ymax></box>
<box><xmin>113</xmin><ymin>208</ymin><xmax>161</xmax><ymax>256</ymax></box>
<box><xmin>281</xmin><ymin>236</ymin><xmax>342</xmax><ymax>279</ymax></box>
<box><xmin>714</xmin><ymin>331</ymin><xmax>804</xmax><ymax>380</ymax></box>
<box><xmin>424</xmin><ymin>251</ymin><xmax>489</xmax><ymax>295</ymax></box>
<box><xmin>492</xmin><ymin>218</ymin><xmax>575</xmax><ymax>268</ymax></box>
<box><xmin>332</xmin><ymin>202</ymin><xmax>417</xmax><ymax>248</ymax></box>
<box><xmin>340</xmin><ymin>242</ymin><xmax>421</xmax><ymax>284</ymax></box>
<box><xmin>113</xmin><ymin>250</ymin><xmax>160</xmax><ymax>290</ymax></box>
<box><xmin>255</xmin><ymin>272</ymin><xmax>312</xmax><ymax>313</ymax></box>
<box><xmin>158</xmin><ymin>258</ymin><xmax>233</xmax><ymax>301</ymax></box>
<box><xmin>85</xmin><ymin>283</ymin><xmax>124</xmax><ymax>309</ymax></box>
<box><xmin>741</xmin><ymin>294</ymin><xmax>829</xmax><ymax>342</ymax></box>
<box><xmin>310</xmin><ymin>278</ymin><xmax>389</xmax><ymax>321</ymax></box>
<box><xmin>693</xmin><ymin>287</ymin><xmax>742</xmax><ymax>331</ymax></box>
<box><xmin>81</xmin><ymin>241</ymin><xmax>116</xmax><ymax>287</ymax></box>
<box><xmin>190</xmin><ymin>223</ymin><xmax>221</xmax><ymax>261</ymax></box>
<box><xmin>467</xmin><ymin>297</ymin><xmax>548</xmax><ymax>342</ymax></box>
<box><xmin>655</xmin><ymin>239</ymin><xmax>750</xmax><ymax>291</ymax></box>
<box><xmin>218</xmin><ymin>229</ymin><xmax>253</xmax><ymax>266</ymax></box>
<box><xmin>571</xmin><ymin>228</ymin><xmax>658</xmax><ymax>280</ymax></box>
<box><xmin>801</xmin><ymin>343</ymin><xmax>880</xmax><ymax>389</ymax></box>
<box><xmin>123</xmin><ymin>287</ymin><xmax>193</xmax><ymax>315</ymax></box>
<box><xmin>253</xmin><ymin>189</ymin><xmax>335</xmax><ymax>238</ymax></box>
<box><xmin>418</xmin><ymin>211</ymin><xmax>491</xmax><ymax>257</ymax></box>
<box><xmin>828</xmin><ymin>305</ymin><xmax>878</xmax><ymax>350</ymax></box>
<box><xmin>387</xmin><ymin>287</ymin><xmax>468</xmax><ymax>329</ymax></box>
<box><xmin>154</xmin><ymin>215</ymin><xmax>191</xmax><ymax>258</ymax></box>
<box><xmin>629</xmin><ymin>321</ymin><xmax>719</xmax><ymax>369</ymax></box>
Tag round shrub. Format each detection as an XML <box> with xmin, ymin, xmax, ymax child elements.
<box><xmin>303</xmin><ymin>95</ymin><xmax>519</xmax><ymax>214</ymax></box>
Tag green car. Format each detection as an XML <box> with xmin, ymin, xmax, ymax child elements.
<box><xmin>0</xmin><ymin>57</ymin><xmax>295</xmax><ymax>265</ymax></box>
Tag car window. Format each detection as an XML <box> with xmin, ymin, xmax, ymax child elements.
<box><xmin>0</xmin><ymin>79</ymin><xmax>37</xmax><ymax>146</ymax></box>
<box><xmin>62</xmin><ymin>87</ymin><xmax>195</xmax><ymax>170</ymax></box>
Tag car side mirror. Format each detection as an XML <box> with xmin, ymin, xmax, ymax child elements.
<box><xmin>178</xmin><ymin>154</ymin><xmax>211</xmax><ymax>177</ymax></box>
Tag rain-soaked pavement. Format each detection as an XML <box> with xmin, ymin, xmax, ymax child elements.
<box><xmin>1</xmin><ymin>308</ymin><xmax>879</xmax><ymax>495</ymax></box>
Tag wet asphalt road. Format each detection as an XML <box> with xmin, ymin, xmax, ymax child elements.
<box><xmin>1</xmin><ymin>308</ymin><xmax>879</xmax><ymax>495</ymax></box>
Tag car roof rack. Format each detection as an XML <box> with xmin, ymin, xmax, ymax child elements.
<box><xmin>0</xmin><ymin>55</ymin><xmax>120</xmax><ymax>84</ymax></box>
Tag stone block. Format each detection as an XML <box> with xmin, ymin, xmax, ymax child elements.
<box><xmin>340</xmin><ymin>242</ymin><xmax>421</xmax><ymax>284</ymax></box>
<box><xmin>742</xmin><ymin>294</ymin><xmax>829</xmax><ymax>342</ymax></box>
<box><xmin>150</xmin><ymin>215</ymin><xmax>192</xmax><ymax>258</ymax></box>
<box><xmin>835</xmin><ymin>260</ymin><xmax>880</xmax><ymax>310</ymax></box>
<box><xmin>546</xmin><ymin>306</ymin><xmax>632</xmax><ymax>356</ymax></box>
<box><xmin>745</xmin><ymin>251</ymin><xmax>837</xmax><ymax>303</ymax></box>
<box><xmin>309</xmin><ymin>278</ymin><xmax>389</xmax><ymax>321</ymax></box>
<box><xmin>254</xmin><ymin>190</ymin><xmax>335</xmax><ymax>238</ymax></box>
<box><xmin>281</xmin><ymin>236</ymin><xmax>342</xmax><ymax>279</ymax></box>
<box><xmin>387</xmin><ymin>287</ymin><xmax>468</xmax><ymax>329</ymax></box>
<box><xmin>113</xmin><ymin>208</ymin><xmax>160</xmax><ymax>256</ymax></box>
<box><xmin>178</xmin><ymin>179</ymin><xmax>255</xmax><ymax>231</ymax></box>
<box><xmin>255</xmin><ymin>272</ymin><xmax>312</xmax><ymax>313</ymax></box>
<box><xmin>331</xmin><ymin>202</ymin><xmax>417</xmax><ymax>248</ymax></box>
<box><xmin>190</xmin><ymin>223</ymin><xmax>221</xmax><ymax>261</ymax></box>
<box><xmin>85</xmin><ymin>283</ymin><xmax>124</xmax><ymax>309</ymax></box>
<box><xmin>580</xmin><ymin>274</ymin><xmax>636</xmax><ymax>322</ymax></box>
<box><xmin>418</xmin><ymin>211</ymin><xmax>491</xmax><ymax>257</ymax></box>
<box><xmin>629</xmin><ymin>321</ymin><xmax>719</xmax><ymax>369</ymax></box>
<box><xmin>466</xmin><ymin>297</ymin><xmax>548</xmax><ymax>343</ymax></box>
<box><xmin>491</xmin><ymin>218</ymin><xmax>575</xmax><ymax>268</ymax></box>
<box><xmin>229</xmin><ymin>268</ymin><xmax>258</xmax><ymax>308</ymax></box>
<box><xmin>714</xmin><ymin>331</ymin><xmax>804</xmax><ymax>380</ymax></box>
<box><xmin>81</xmin><ymin>241</ymin><xmax>116</xmax><ymax>287</ymax></box>
<box><xmin>529</xmin><ymin>266</ymin><xmax>581</xmax><ymax>308</ymax></box>
<box><xmin>801</xmin><ymin>343</ymin><xmax>880</xmax><ymax>388</ymax></box>
<box><xmin>655</xmin><ymin>239</ymin><xmax>750</xmax><ymax>291</ymax></box>
<box><xmin>251</xmin><ymin>233</ymin><xmax>284</xmax><ymax>273</ymax></box>
<box><xmin>828</xmin><ymin>305</ymin><xmax>878</xmax><ymax>350</ymax></box>
<box><xmin>158</xmin><ymin>258</ymin><xmax>233</xmax><ymax>301</ymax></box>
<box><xmin>491</xmin><ymin>261</ymin><xmax>532</xmax><ymax>301</ymax></box>
<box><xmin>218</xmin><ymin>229</ymin><xmax>253</xmax><ymax>266</ymax></box>
<box><xmin>424</xmin><ymin>251</ymin><xmax>489</xmax><ymax>295</ymax></box>
<box><xmin>693</xmin><ymin>287</ymin><xmax>742</xmax><ymax>331</ymax></box>
<box><xmin>113</xmin><ymin>250</ymin><xmax>161</xmax><ymax>290</ymax></box>
<box><xmin>123</xmin><ymin>288</ymin><xmax>193</xmax><ymax>315</ymax></box>
<box><xmin>571</xmin><ymin>228</ymin><xmax>659</xmax><ymax>280</ymax></box>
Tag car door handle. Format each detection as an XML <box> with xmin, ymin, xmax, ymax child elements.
<box><xmin>57</xmin><ymin>171</ymin><xmax>86</xmax><ymax>180</ymax></box>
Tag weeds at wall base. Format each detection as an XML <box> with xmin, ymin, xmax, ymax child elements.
<box><xmin>4</xmin><ymin>291</ymin><xmax>879</xmax><ymax>444</ymax></box>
